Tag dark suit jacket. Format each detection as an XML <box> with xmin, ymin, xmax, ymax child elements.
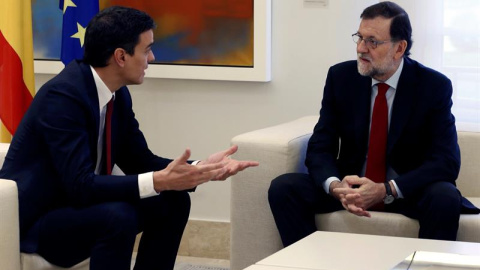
<box><xmin>306</xmin><ymin>57</ymin><xmax>462</xmax><ymax>199</ymax></box>
<box><xmin>0</xmin><ymin>61</ymin><xmax>175</xmax><ymax>251</ymax></box>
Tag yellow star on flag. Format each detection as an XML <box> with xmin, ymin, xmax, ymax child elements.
<box><xmin>70</xmin><ymin>22</ymin><xmax>86</xmax><ymax>47</ymax></box>
<box><xmin>63</xmin><ymin>0</ymin><xmax>77</xmax><ymax>14</ymax></box>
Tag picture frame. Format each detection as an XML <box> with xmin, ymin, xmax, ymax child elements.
<box><xmin>34</xmin><ymin>0</ymin><xmax>271</xmax><ymax>82</ymax></box>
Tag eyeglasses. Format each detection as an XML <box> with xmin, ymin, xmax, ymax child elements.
<box><xmin>352</xmin><ymin>33</ymin><xmax>394</xmax><ymax>49</ymax></box>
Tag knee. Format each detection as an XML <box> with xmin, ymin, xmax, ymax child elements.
<box><xmin>97</xmin><ymin>202</ymin><xmax>138</xmax><ymax>236</ymax></box>
<box><xmin>269</xmin><ymin>174</ymin><xmax>290</xmax><ymax>200</ymax></box>
<box><xmin>421</xmin><ymin>182</ymin><xmax>461</xmax><ymax>213</ymax></box>
<box><xmin>268</xmin><ymin>173</ymin><xmax>303</xmax><ymax>204</ymax></box>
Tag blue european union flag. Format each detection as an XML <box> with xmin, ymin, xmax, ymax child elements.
<box><xmin>59</xmin><ymin>0</ymin><xmax>99</xmax><ymax>65</ymax></box>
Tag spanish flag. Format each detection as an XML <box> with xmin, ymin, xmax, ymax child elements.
<box><xmin>0</xmin><ymin>0</ymin><xmax>35</xmax><ymax>143</ymax></box>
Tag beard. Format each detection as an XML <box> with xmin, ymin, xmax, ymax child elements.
<box><xmin>356</xmin><ymin>53</ymin><xmax>395</xmax><ymax>80</ymax></box>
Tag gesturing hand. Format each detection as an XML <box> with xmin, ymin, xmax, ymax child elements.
<box><xmin>200</xmin><ymin>145</ymin><xmax>259</xmax><ymax>180</ymax></box>
<box><xmin>153</xmin><ymin>148</ymin><xmax>225</xmax><ymax>192</ymax></box>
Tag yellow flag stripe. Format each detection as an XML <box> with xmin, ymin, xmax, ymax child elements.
<box><xmin>0</xmin><ymin>0</ymin><xmax>35</xmax><ymax>96</ymax></box>
<box><xmin>0</xmin><ymin>123</ymin><xmax>12</xmax><ymax>143</ymax></box>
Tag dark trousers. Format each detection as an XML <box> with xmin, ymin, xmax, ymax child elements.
<box><xmin>29</xmin><ymin>191</ymin><xmax>190</xmax><ymax>270</ymax></box>
<box><xmin>268</xmin><ymin>173</ymin><xmax>462</xmax><ymax>247</ymax></box>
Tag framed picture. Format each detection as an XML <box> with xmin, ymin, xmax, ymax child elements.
<box><xmin>33</xmin><ymin>0</ymin><xmax>271</xmax><ymax>82</ymax></box>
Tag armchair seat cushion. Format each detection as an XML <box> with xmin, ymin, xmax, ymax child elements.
<box><xmin>315</xmin><ymin>196</ymin><xmax>480</xmax><ymax>242</ymax></box>
<box><xmin>21</xmin><ymin>254</ymin><xmax>89</xmax><ymax>270</ymax></box>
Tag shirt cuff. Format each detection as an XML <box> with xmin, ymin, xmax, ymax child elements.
<box><xmin>323</xmin><ymin>177</ymin><xmax>341</xmax><ymax>194</ymax></box>
<box><xmin>138</xmin><ymin>172</ymin><xmax>158</xmax><ymax>199</ymax></box>
<box><xmin>390</xmin><ymin>180</ymin><xmax>404</xmax><ymax>198</ymax></box>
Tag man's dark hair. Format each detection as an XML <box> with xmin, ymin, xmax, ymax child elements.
<box><xmin>361</xmin><ymin>1</ymin><xmax>412</xmax><ymax>56</ymax></box>
<box><xmin>83</xmin><ymin>6</ymin><xmax>156</xmax><ymax>67</ymax></box>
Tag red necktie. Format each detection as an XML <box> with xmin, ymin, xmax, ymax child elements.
<box><xmin>365</xmin><ymin>83</ymin><xmax>389</xmax><ymax>208</ymax></box>
<box><xmin>105</xmin><ymin>97</ymin><xmax>114</xmax><ymax>175</ymax></box>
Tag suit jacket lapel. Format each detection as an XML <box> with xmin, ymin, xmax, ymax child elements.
<box><xmin>111</xmin><ymin>95</ymin><xmax>118</xmax><ymax>168</ymax></box>
<box><xmin>77</xmin><ymin>62</ymin><xmax>101</xmax><ymax>164</ymax></box>
<box><xmin>388</xmin><ymin>58</ymin><xmax>418</xmax><ymax>154</ymax></box>
<box><xmin>80</xmin><ymin>63</ymin><xmax>100</xmax><ymax>139</ymax></box>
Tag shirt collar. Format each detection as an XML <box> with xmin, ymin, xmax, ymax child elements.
<box><xmin>90</xmin><ymin>66</ymin><xmax>114</xmax><ymax>108</ymax></box>
<box><xmin>371</xmin><ymin>58</ymin><xmax>404</xmax><ymax>90</ymax></box>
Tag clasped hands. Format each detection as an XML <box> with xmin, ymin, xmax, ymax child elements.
<box><xmin>330</xmin><ymin>175</ymin><xmax>386</xmax><ymax>218</ymax></box>
<box><xmin>153</xmin><ymin>145</ymin><xmax>258</xmax><ymax>192</ymax></box>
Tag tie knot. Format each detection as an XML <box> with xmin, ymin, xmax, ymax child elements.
<box><xmin>106</xmin><ymin>96</ymin><xmax>114</xmax><ymax>110</ymax></box>
<box><xmin>377</xmin><ymin>83</ymin><xmax>389</xmax><ymax>95</ymax></box>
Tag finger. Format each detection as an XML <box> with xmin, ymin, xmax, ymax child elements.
<box><xmin>363</xmin><ymin>211</ymin><xmax>371</xmax><ymax>218</ymax></box>
<box><xmin>343</xmin><ymin>177</ymin><xmax>366</xmax><ymax>186</ymax></box>
<box><xmin>227</xmin><ymin>161</ymin><xmax>251</xmax><ymax>173</ymax></box>
<box><xmin>214</xmin><ymin>161</ymin><xmax>253</xmax><ymax>180</ymax></box>
<box><xmin>347</xmin><ymin>203</ymin><xmax>364</xmax><ymax>214</ymax></box>
<box><xmin>175</xmin><ymin>148</ymin><xmax>191</xmax><ymax>164</ymax></box>
<box><xmin>223</xmin><ymin>145</ymin><xmax>238</xmax><ymax>157</ymax></box>
<box><xmin>333</xmin><ymin>187</ymin><xmax>358</xmax><ymax>195</ymax></box>
<box><xmin>346</xmin><ymin>203</ymin><xmax>371</xmax><ymax>217</ymax></box>
<box><xmin>195</xmin><ymin>162</ymin><xmax>226</xmax><ymax>173</ymax></box>
<box><xmin>341</xmin><ymin>199</ymin><xmax>349</xmax><ymax>210</ymax></box>
<box><xmin>344</xmin><ymin>193</ymin><xmax>361</xmax><ymax>205</ymax></box>
<box><xmin>345</xmin><ymin>193</ymin><xmax>360</xmax><ymax>198</ymax></box>
<box><xmin>223</xmin><ymin>160</ymin><xmax>258</xmax><ymax>175</ymax></box>
<box><xmin>353</xmin><ymin>208</ymin><xmax>371</xmax><ymax>218</ymax></box>
<box><xmin>345</xmin><ymin>193</ymin><xmax>361</xmax><ymax>201</ymax></box>
<box><xmin>241</xmin><ymin>160</ymin><xmax>259</xmax><ymax>167</ymax></box>
<box><xmin>342</xmin><ymin>175</ymin><xmax>360</xmax><ymax>182</ymax></box>
<box><xmin>351</xmin><ymin>210</ymin><xmax>370</xmax><ymax>217</ymax></box>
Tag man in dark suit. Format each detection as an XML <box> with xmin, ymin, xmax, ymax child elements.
<box><xmin>268</xmin><ymin>1</ymin><xmax>479</xmax><ymax>247</ymax></box>
<box><xmin>0</xmin><ymin>6</ymin><xmax>258</xmax><ymax>270</ymax></box>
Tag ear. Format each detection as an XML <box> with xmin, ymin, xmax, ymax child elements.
<box><xmin>394</xmin><ymin>40</ymin><xmax>407</xmax><ymax>60</ymax></box>
<box><xmin>113</xmin><ymin>48</ymin><xmax>127</xmax><ymax>67</ymax></box>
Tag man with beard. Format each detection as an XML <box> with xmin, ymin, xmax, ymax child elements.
<box><xmin>268</xmin><ymin>1</ymin><xmax>479</xmax><ymax>247</ymax></box>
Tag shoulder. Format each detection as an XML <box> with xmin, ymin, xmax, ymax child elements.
<box><xmin>403</xmin><ymin>57</ymin><xmax>451</xmax><ymax>86</ymax></box>
<box><xmin>327</xmin><ymin>60</ymin><xmax>363</xmax><ymax>81</ymax></box>
<box><xmin>32</xmin><ymin>61</ymin><xmax>98</xmax><ymax>115</ymax></box>
<box><xmin>37</xmin><ymin>61</ymin><xmax>94</xmax><ymax>99</ymax></box>
<box><xmin>400</xmin><ymin>58</ymin><xmax>453</xmax><ymax>105</ymax></box>
<box><xmin>330</xmin><ymin>60</ymin><xmax>357</xmax><ymax>73</ymax></box>
<box><xmin>325</xmin><ymin>60</ymin><xmax>369</xmax><ymax>88</ymax></box>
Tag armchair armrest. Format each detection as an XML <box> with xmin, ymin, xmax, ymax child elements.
<box><xmin>0</xmin><ymin>179</ymin><xmax>21</xmax><ymax>270</ymax></box>
<box><xmin>230</xmin><ymin>116</ymin><xmax>318</xmax><ymax>270</ymax></box>
<box><xmin>456</xmin><ymin>131</ymin><xmax>480</xmax><ymax>197</ymax></box>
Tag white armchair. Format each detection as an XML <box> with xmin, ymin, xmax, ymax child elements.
<box><xmin>230</xmin><ymin>116</ymin><xmax>480</xmax><ymax>270</ymax></box>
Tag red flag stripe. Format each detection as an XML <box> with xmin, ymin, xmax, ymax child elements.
<box><xmin>0</xmin><ymin>30</ymin><xmax>33</xmax><ymax>135</ymax></box>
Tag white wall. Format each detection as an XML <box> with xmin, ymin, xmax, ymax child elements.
<box><xmin>34</xmin><ymin>0</ymin><xmax>377</xmax><ymax>222</ymax></box>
